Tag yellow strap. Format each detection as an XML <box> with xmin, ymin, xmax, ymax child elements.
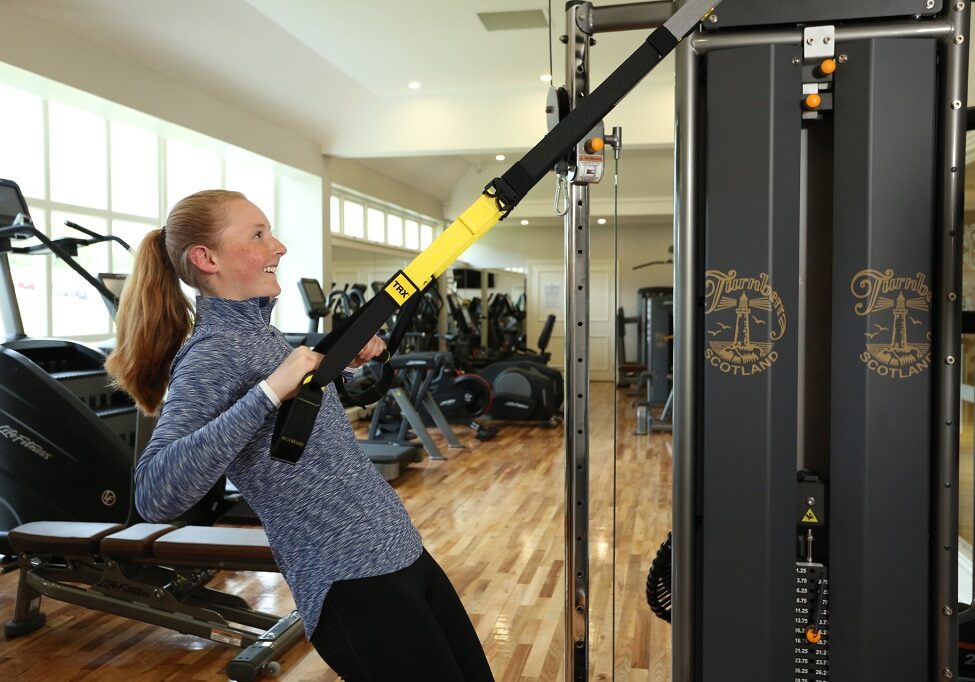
<box><xmin>383</xmin><ymin>194</ymin><xmax>503</xmax><ymax>302</ymax></box>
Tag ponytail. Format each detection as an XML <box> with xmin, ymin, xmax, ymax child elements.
<box><xmin>105</xmin><ymin>189</ymin><xmax>246</xmax><ymax>414</ymax></box>
<box><xmin>105</xmin><ymin>229</ymin><xmax>193</xmax><ymax>415</ymax></box>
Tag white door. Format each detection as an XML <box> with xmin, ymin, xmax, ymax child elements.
<box><xmin>527</xmin><ymin>258</ymin><xmax>616</xmax><ymax>381</ymax></box>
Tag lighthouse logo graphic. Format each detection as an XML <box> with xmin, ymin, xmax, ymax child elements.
<box><xmin>704</xmin><ymin>270</ymin><xmax>786</xmax><ymax>376</ymax></box>
<box><xmin>851</xmin><ymin>269</ymin><xmax>931</xmax><ymax>379</ymax></box>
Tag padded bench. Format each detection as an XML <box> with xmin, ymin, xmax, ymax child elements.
<box><xmin>5</xmin><ymin>521</ymin><xmax>300</xmax><ymax>681</ymax></box>
<box><xmin>9</xmin><ymin>521</ymin><xmax>276</xmax><ymax>570</ymax></box>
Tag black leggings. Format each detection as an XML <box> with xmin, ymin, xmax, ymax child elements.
<box><xmin>310</xmin><ymin>548</ymin><xmax>494</xmax><ymax>681</ymax></box>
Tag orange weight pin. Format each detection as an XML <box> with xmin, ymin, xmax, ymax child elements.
<box><xmin>803</xmin><ymin>93</ymin><xmax>822</xmax><ymax>110</ymax></box>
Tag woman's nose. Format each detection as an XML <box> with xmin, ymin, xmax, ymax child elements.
<box><xmin>273</xmin><ymin>235</ymin><xmax>287</xmax><ymax>255</ymax></box>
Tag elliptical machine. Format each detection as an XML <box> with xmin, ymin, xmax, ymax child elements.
<box><xmin>479</xmin><ymin>314</ymin><xmax>562</xmax><ymax>425</ymax></box>
<box><xmin>445</xmin><ymin>293</ymin><xmax>563</xmax><ymax>426</ymax></box>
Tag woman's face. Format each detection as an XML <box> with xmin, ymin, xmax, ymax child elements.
<box><xmin>208</xmin><ymin>199</ymin><xmax>287</xmax><ymax>300</ymax></box>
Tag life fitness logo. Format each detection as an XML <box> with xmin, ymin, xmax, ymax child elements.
<box><xmin>0</xmin><ymin>424</ymin><xmax>54</xmax><ymax>461</ymax></box>
<box><xmin>850</xmin><ymin>269</ymin><xmax>931</xmax><ymax>379</ymax></box>
<box><xmin>704</xmin><ymin>270</ymin><xmax>786</xmax><ymax>376</ymax></box>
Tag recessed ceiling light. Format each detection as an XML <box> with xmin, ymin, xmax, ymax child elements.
<box><xmin>540</xmin><ymin>74</ymin><xmax>552</xmax><ymax>82</ymax></box>
<box><xmin>496</xmin><ymin>154</ymin><xmax>506</xmax><ymax>161</ymax></box>
<box><xmin>408</xmin><ymin>81</ymin><xmax>421</xmax><ymax>90</ymax></box>
<box><xmin>520</xmin><ymin>219</ymin><xmax>530</xmax><ymax>225</ymax></box>
<box><xmin>597</xmin><ymin>218</ymin><xmax>607</xmax><ymax>225</ymax></box>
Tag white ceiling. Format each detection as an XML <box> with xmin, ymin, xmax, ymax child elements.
<box><xmin>5</xmin><ymin>1</ymin><xmax>975</xmax><ymax>214</ymax></box>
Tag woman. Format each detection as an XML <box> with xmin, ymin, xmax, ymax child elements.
<box><xmin>106</xmin><ymin>189</ymin><xmax>493</xmax><ymax>681</ymax></box>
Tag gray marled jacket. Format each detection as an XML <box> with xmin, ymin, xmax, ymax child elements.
<box><xmin>134</xmin><ymin>295</ymin><xmax>423</xmax><ymax>637</ymax></box>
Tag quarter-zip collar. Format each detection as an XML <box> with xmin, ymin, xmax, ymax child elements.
<box><xmin>194</xmin><ymin>295</ymin><xmax>277</xmax><ymax>332</ymax></box>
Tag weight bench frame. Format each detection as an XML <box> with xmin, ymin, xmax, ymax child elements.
<box><xmin>4</xmin><ymin>521</ymin><xmax>303</xmax><ymax>682</ymax></box>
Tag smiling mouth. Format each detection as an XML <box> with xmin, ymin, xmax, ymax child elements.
<box><xmin>263</xmin><ymin>265</ymin><xmax>277</xmax><ymax>274</ymax></box>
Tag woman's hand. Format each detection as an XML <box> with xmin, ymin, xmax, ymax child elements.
<box><xmin>348</xmin><ymin>336</ymin><xmax>387</xmax><ymax>369</ymax></box>
<box><xmin>266</xmin><ymin>346</ymin><xmax>324</xmax><ymax>402</ymax></box>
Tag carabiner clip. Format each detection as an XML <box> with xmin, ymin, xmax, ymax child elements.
<box><xmin>553</xmin><ymin>175</ymin><xmax>569</xmax><ymax>216</ymax></box>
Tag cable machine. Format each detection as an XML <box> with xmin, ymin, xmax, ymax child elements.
<box><xmin>669</xmin><ymin>2</ymin><xmax>968</xmax><ymax>681</ymax></box>
<box><xmin>557</xmin><ymin>1</ymin><xmax>969</xmax><ymax>679</ymax></box>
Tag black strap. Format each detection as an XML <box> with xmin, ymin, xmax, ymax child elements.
<box><xmin>333</xmin><ymin>282</ymin><xmax>430</xmax><ymax>406</ymax></box>
<box><xmin>492</xmin><ymin>33</ymin><xmax>673</xmax><ymax>209</ymax></box>
<box><xmin>270</xmin><ymin>277</ymin><xmax>434</xmax><ymax>464</ymax></box>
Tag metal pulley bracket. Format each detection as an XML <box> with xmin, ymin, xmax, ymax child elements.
<box><xmin>546</xmin><ymin>86</ymin><xmax>570</xmax><ymax>132</ymax></box>
<box><xmin>570</xmin><ymin>121</ymin><xmax>607</xmax><ymax>185</ymax></box>
<box><xmin>803</xmin><ymin>25</ymin><xmax>835</xmax><ymax>62</ymax></box>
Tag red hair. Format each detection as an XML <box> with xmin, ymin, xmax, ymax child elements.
<box><xmin>105</xmin><ymin>190</ymin><xmax>245</xmax><ymax>414</ymax></box>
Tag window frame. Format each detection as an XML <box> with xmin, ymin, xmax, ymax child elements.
<box><xmin>330</xmin><ymin>185</ymin><xmax>441</xmax><ymax>255</ymax></box>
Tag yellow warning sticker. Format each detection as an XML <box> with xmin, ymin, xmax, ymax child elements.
<box><xmin>801</xmin><ymin>508</ymin><xmax>819</xmax><ymax>524</ymax></box>
<box><xmin>384</xmin><ymin>273</ymin><xmax>417</xmax><ymax>302</ymax></box>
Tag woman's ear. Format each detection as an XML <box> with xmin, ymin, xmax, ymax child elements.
<box><xmin>188</xmin><ymin>244</ymin><xmax>219</xmax><ymax>275</ymax></box>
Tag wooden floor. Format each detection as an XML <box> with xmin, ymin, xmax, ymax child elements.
<box><xmin>0</xmin><ymin>383</ymin><xmax>673</xmax><ymax>681</ymax></box>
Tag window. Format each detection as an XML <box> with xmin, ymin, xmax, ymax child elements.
<box><xmin>50</xmin><ymin>212</ymin><xmax>110</xmax><ymax>337</ymax></box>
<box><xmin>343</xmin><ymin>200</ymin><xmax>364</xmax><ymax>238</ymax></box>
<box><xmin>110</xmin><ymin>121</ymin><xmax>158</xmax><ymax>218</ymax></box>
<box><xmin>8</xmin><ymin>211</ymin><xmax>49</xmax><ymax>335</ymax></box>
<box><xmin>226</xmin><ymin>155</ymin><xmax>274</xmax><ymax>217</ymax></box>
<box><xmin>49</xmin><ymin>101</ymin><xmax>108</xmax><ymax>209</ymax></box>
<box><xmin>330</xmin><ymin>195</ymin><xmax>341</xmax><ymax>233</ymax></box>
<box><xmin>367</xmin><ymin>207</ymin><xmax>385</xmax><ymax>242</ymax></box>
<box><xmin>387</xmin><ymin>215</ymin><xmax>403</xmax><ymax>246</ymax></box>
<box><xmin>110</xmin><ymin>220</ymin><xmax>155</xmax><ymax>271</ymax></box>
<box><xmin>404</xmin><ymin>219</ymin><xmax>419</xmax><ymax>250</ymax></box>
<box><xmin>420</xmin><ymin>223</ymin><xmax>434</xmax><ymax>250</ymax></box>
<box><xmin>166</xmin><ymin>139</ymin><xmax>221</xmax><ymax>209</ymax></box>
<box><xmin>0</xmin><ymin>83</ymin><xmax>44</xmax><ymax>199</ymax></box>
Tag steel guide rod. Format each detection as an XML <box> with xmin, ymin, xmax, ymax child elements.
<box><xmin>562</xmin><ymin>3</ymin><xmax>675</xmax><ymax>678</ymax></box>
<box><xmin>672</xmin><ymin>3</ymin><xmax>699</xmax><ymax>676</ymax></box>
<box><xmin>563</xmin><ymin>4</ymin><xmax>592</xmax><ymax>678</ymax></box>
<box><xmin>934</xmin><ymin>3</ymin><xmax>969</xmax><ymax>678</ymax></box>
